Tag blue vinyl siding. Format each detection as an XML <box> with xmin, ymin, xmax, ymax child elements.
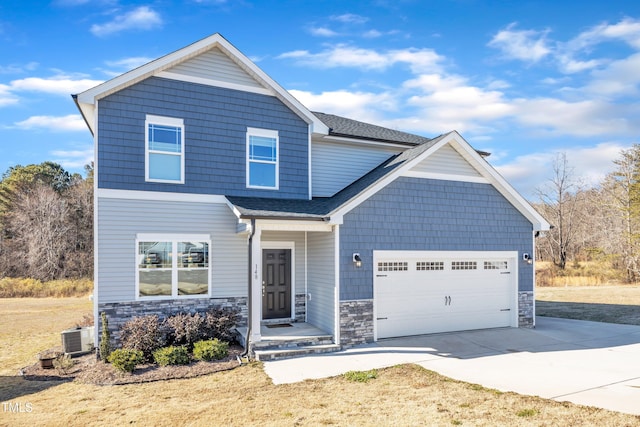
<box><xmin>97</xmin><ymin>77</ymin><xmax>309</xmax><ymax>199</ymax></box>
<box><xmin>340</xmin><ymin>177</ymin><xmax>534</xmax><ymax>300</ymax></box>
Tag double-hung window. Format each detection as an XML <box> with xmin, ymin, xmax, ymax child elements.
<box><xmin>136</xmin><ymin>234</ymin><xmax>210</xmax><ymax>298</ymax></box>
<box><xmin>146</xmin><ymin>115</ymin><xmax>185</xmax><ymax>183</ymax></box>
<box><xmin>247</xmin><ymin>127</ymin><xmax>278</xmax><ymax>189</ymax></box>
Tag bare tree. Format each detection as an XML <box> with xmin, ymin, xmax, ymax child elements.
<box><xmin>7</xmin><ymin>185</ymin><xmax>72</xmax><ymax>280</ymax></box>
<box><xmin>601</xmin><ymin>145</ymin><xmax>640</xmax><ymax>282</ymax></box>
<box><xmin>535</xmin><ymin>152</ymin><xmax>582</xmax><ymax>269</ymax></box>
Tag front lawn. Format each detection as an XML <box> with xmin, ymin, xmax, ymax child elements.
<box><xmin>1</xmin><ymin>297</ymin><xmax>638</xmax><ymax>426</ymax></box>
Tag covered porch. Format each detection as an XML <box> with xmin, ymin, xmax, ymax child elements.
<box><xmin>234</xmin><ymin>215</ymin><xmax>342</xmax><ymax>359</ymax></box>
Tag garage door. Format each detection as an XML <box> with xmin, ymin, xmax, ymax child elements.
<box><xmin>374</xmin><ymin>251</ymin><xmax>517</xmax><ymax>339</ymax></box>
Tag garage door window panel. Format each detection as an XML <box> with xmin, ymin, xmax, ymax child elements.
<box><xmin>377</xmin><ymin>261</ymin><xmax>408</xmax><ymax>272</ymax></box>
<box><xmin>451</xmin><ymin>261</ymin><xmax>477</xmax><ymax>270</ymax></box>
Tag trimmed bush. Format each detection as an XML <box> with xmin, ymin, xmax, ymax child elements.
<box><xmin>99</xmin><ymin>311</ymin><xmax>112</xmax><ymax>361</ymax></box>
<box><xmin>153</xmin><ymin>345</ymin><xmax>191</xmax><ymax>367</ymax></box>
<box><xmin>193</xmin><ymin>339</ymin><xmax>229</xmax><ymax>361</ymax></box>
<box><xmin>120</xmin><ymin>315</ymin><xmax>166</xmax><ymax>361</ymax></box>
<box><xmin>108</xmin><ymin>349</ymin><xmax>144</xmax><ymax>373</ymax></box>
<box><xmin>164</xmin><ymin>312</ymin><xmax>205</xmax><ymax>349</ymax></box>
<box><xmin>203</xmin><ymin>307</ymin><xmax>240</xmax><ymax>342</ymax></box>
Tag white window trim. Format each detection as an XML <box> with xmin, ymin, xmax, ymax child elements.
<box><xmin>145</xmin><ymin>115</ymin><xmax>185</xmax><ymax>184</ymax></box>
<box><xmin>246</xmin><ymin>127</ymin><xmax>279</xmax><ymax>190</ymax></box>
<box><xmin>135</xmin><ymin>233</ymin><xmax>211</xmax><ymax>300</ymax></box>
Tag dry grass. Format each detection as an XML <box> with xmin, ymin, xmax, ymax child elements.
<box><xmin>0</xmin><ymin>278</ymin><xmax>93</xmax><ymax>298</ymax></box>
<box><xmin>536</xmin><ymin>285</ymin><xmax>640</xmax><ymax>325</ymax></box>
<box><xmin>0</xmin><ymin>297</ymin><xmax>93</xmax><ymax>375</ymax></box>
<box><xmin>1</xmin><ymin>298</ymin><xmax>640</xmax><ymax>426</ymax></box>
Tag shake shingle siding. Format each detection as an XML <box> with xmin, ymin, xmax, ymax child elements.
<box><xmin>97</xmin><ymin>77</ymin><xmax>309</xmax><ymax>199</ymax></box>
<box><xmin>339</xmin><ymin>177</ymin><xmax>534</xmax><ymax>300</ymax></box>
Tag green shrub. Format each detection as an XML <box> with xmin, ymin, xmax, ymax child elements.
<box><xmin>120</xmin><ymin>315</ymin><xmax>167</xmax><ymax>361</ymax></box>
<box><xmin>343</xmin><ymin>369</ymin><xmax>378</xmax><ymax>383</ymax></box>
<box><xmin>107</xmin><ymin>349</ymin><xmax>144</xmax><ymax>373</ymax></box>
<box><xmin>203</xmin><ymin>307</ymin><xmax>240</xmax><ymax>342</ymax></box>
<box><xmin>153</xmin><ymin>346</ymin><xmax>191</xmax><ymax>366</ymax></box>
<box><xmin>164</xmin><ymin>312</ymin><xmax>205</xmax><ymax>349</ymax></box>
<box><xmin>193</xmin><ymin>339</ymin><xmax>229</xmax><ymax>361</ymax></box>
<box><xmin>99</xmin><ymin>312</ymin><xmax>112</xmax><ymax>361</ymax></box>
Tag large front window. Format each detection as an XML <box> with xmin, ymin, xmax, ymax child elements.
<box><xmin>136</xmin><ymin>235</ymin><xmax>210</xmax><ymax>298</ymax></box>
<box><xmin>247</xmin><ymin>127</ymin><xmax>278</xmax><ymax>189</ymax></box>
<box><xmin>146</xmin><ymin>115</ymin><xmax>184</xmax><ymax>183</ymax></box>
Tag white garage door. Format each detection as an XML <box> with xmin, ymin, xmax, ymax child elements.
<box><xmin>374</xmin><ymin>251</ymin><xmax>517</xmax><ymax>339</ymax></box>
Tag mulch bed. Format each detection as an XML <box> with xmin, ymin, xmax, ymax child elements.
<box><xmin>20</xmin><ymin>345</ymin><xmax>244</xmax><ymax>386</ymax></box>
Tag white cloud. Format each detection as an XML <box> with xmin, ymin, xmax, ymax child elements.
<box><xmin>0</xmin><ymin>84</ymin><xmax>19</xmax><ymax>107</ymax></box>
<box><xmin>511</xmin><ymin>98</ymin><xmax>636</xmax><ymax>137</ymax></box>
<box><xmin>14</xmin><ymin>115</ymin><xmax>87</xmax><ymax>132</ymax></box>
<box><xmin>10</xmin><ymin>75</ymin><xmax>103</xmax><ymax>95</ymax></box>
<box><xmin>308</xmin><ymin>27</ymin><xmax>340</xmax><ymax>37</ymax></box>
<box><xmin>495</xmin><ymin>142</ymin><xmax>630</xmax><ymax>199</ymax></box>
<box><xmin>279</xmin><ymin>45</ymin><xmax>443</xmax><ymax>73</ymax></box>
<box><xmin>289</xmin><ymin>89</ymin><xmax>396</xmax><ymax>123</ymax></box>
<box><xmin>90</xmin><ymin>6</ymin><xmax>162</xmax><ymax>37</ymax></box>
<box><xmin>105</xmin><ymin>56</ymin><xmax>153</xmax><ymax>71</ymax></box>
<box><xmin>330</xmin><ymin>13</ymin><xmax>368</xmax><ymax>24</ymax></box>
<box><xmin>488</xmin><ymin>23</ymin><xmax>551</xmax><ymax>62</ymax></box>
<box><xmin>0</xmin><ymin>62</ymin><xmax>38</xmax><ymax>74</ymax></box>
<box><xmin>402</xmin><ymin>74</ymin><xmax>513</xmax><ymax>134</ymax></box>
<box><xmin>51</xmin><ymin>147</ymin><xmax>94</xmax><ymax>170</ymax></box>
<box><xmin>583</xmin><ymin>52</ymin><xmax>640</xmax><ymax>97</ymax></box>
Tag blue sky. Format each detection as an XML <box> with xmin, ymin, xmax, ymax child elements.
<box><xmin>1</xmin><ymin>1</ymin><xmax>639</xmax><ymax>198</ymax></box>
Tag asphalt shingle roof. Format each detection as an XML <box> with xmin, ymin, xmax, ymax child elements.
<box><xmin>226</xmin><ymin>132</ymin><xmax>449</xmax><ymax>220</ymax></box>
<box><xmin>312</xmin><ymin>111</ymin><xmax>432</xmax><ymax>146</ymax></box>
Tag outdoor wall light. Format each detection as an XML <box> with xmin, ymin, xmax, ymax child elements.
<box><xmin>353</xmin><ymin>253</ymin><xmax>362</xmax><ymax>268</ymax></box>
<box><xmin>522</xmin><ymin>253</ymin><xmax>533</xmax><ymax>265</ymax></box>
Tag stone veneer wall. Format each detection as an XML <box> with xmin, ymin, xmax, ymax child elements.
<box><xmin>295</xmin><ymin>293</ymin><xmax>306</xmax><ymax>322</ymax></box>
<box><xmin>339</xmin><ymin>300</ymin><xmax>374</xmax><ymax>347</ymax></box>
<box><xmin>98</xmin><ymin>297</ymin><xmax>247</xmax><ymax>346</ymax></box>
<box><xmin>518</xmin><ymin>291</ymin><xmax>534</xmax><ymax>328</ymax></box>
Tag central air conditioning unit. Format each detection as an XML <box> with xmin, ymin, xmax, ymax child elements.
<box><xmin>61</xmin><ymin>326</ymin><xmax>95</xmax><ymax>356</ymax></box>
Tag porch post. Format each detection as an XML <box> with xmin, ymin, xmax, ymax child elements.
<box><xmin>250</xmin><ymin>226</ymin><xmax>262</xmax><ymax>342</ymax></box>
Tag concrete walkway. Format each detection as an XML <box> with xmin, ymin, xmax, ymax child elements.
<box><xmin>263</xmin><ymin>317</ymin><xmax>640</xmax><ymax>415</ymax></box>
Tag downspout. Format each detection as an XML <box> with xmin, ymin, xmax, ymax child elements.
<box><xmin>240</xmin><ymin>218</ymin><xmax>256</xmax><ymax>360</ymax></box>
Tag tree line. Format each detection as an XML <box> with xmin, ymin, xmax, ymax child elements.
<box><xmin>535</xmin><ymin>145</ymin><xmax>640</xmax><ymax>282</ymax></box>
<box><xmin>1</xmin><ymin>145</ymin><xmax>639</xmax><ymax>283</ymax></box>
<box><xmin>0</xmin><ymin>162</ymin><xmax>93</xmax><ymax>281</ymax></box>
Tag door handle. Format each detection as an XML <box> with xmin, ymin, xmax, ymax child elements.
<box><xmin>444</xmin><ymin>295</ymin><xmax>452</xmax><ymax>305</ymax></box>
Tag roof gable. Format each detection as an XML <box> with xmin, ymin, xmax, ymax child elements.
<box><xmin>74</xmin><ymin>33</ymin><xmax>329</xmax><ymax>136</ymax></box>
<box><xmin>159</xmin><ymin>46</ymin><xmax>267</xmax><ymax>93</ymax></box>
<box><xmin>228</xmin><ymin>130</ymin><xmax>550</xmax><ymax>231</ymax></box>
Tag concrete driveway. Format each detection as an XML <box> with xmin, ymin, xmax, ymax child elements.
<box><xmin>263</xmin><ymin>317</ymin><xmax>640</xmax><ymax>415</ymax></box>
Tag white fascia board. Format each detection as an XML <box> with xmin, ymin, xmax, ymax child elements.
<box><xmin>156</xmin><ymin>71</ymin><xmax>274</xmax><ymax>96</ymax></box>
<box><xmin>255</xmin><ymin>219</ymin><xmax>333</xmax><ymax>232</ymax></box>
<box><xmin>96</xmin><ymin>188</ymin><xmax>227</xmax><ymax>204</ymax></box>
<box><xmin>446</xmin><ymin>132</ymin><xmax>551</xmax><ymax>231</ymax></box>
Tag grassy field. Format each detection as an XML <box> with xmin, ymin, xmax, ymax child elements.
<box><xmin>1</xmin><ymin>298</ymin><xmax>639</xmax><ymax>426</ymax></box>
<box><xmin>536</xmin><ymin>285</ymin><xmax>640</xmax><ymax>325</ymax></box>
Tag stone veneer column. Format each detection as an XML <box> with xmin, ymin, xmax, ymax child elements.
<box><xmin>339</xmin><ymin>300</ymin><xmax>374</xmax><ymax>348</ymax></box>
<box><xmin>518</xmin><ymin>291</ymin><xmax>534</xmax><ymax>328</ymax></box>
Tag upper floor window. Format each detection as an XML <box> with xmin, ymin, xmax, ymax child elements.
<box><xmin>145</xmin><ymin>115</ymin><xmax>185</xmax><ymax>183</ymax></box>
<box><xmin>247</xmin><ymin>127</ymin><xmax>278</xmax><ymax>189</ymax></box>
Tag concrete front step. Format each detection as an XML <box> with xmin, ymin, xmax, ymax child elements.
<box><xmin>253</xmin><ymin>335</ymin><xmax>334</xmax><ymax>350</ymax></box>
<box><xmin>254</xmin><ymin>344</ymin><xmax>341</xmax><ymax>361</ymax></box>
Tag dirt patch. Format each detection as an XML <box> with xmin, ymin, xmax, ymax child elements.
<box><xmin>20</xmin><ymin>344</ymin><xmax>243</xmax><ymax>386</ymax></box>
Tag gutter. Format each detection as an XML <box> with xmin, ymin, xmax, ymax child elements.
<box><xmin>240</xmin><ymin>218</ymin><xmax>256</xmax><ymax>361</ymax></box>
